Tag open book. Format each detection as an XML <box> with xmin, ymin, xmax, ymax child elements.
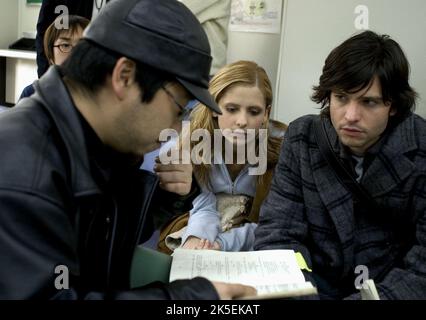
<box><xmin>130</xmin><ymin>246</ymin><xmax>317</xmax><ymax>299</ymax></box>
<box><xmin>169</xmin><ymin>248</ymin><xmax>317</xmax><ymax>299</ymax></box>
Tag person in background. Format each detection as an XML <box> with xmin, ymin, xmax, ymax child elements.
<box><xmin>179</xmin><ymin>0</ymin><xmax>231</xmax><ymax>76</ymax></box>
<box><xmin>36</xmin><ymin>0</ymin><xmax>110</xmax><ymax>78</ymax></box>
<box><xmin>20</xmin><ymin>15</ymin><xmax>89</xmax><ymax>100</ymax></box>
<box><xmin>254</xmin><ymin>30</ymin><xmax>426</xmax><ymax>299</ymax></box>
<box><xmin>0</xmin><ymin>0</ymin><xmax>255</xmax><ymax>300</ymax></box>
<box><xmin>158</xmin><ymin>60</ymin><xmax>286</xmax><ymax>253</ymax></box>
<box><xmin>141</xmin><ymin>0</ymin><xmax>231</xmax><ymax>173</ymax></box>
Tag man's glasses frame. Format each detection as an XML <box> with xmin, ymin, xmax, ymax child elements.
<box><xmin>161</xmin><ymin>85</ymin><xmax>192</xmax><ymax>120</ymax></box>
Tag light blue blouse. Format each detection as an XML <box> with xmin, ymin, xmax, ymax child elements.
<box><xmin>181</xmin><ymin>152</ymin><xmax>258</xmax><ymax>251</ymax></box>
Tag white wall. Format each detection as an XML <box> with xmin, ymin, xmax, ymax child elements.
<box><xmin>18</xmin><ymin>0</ymin><xmax>40</xmax><ymax>39</ymax></box>
<box><xmin>275</xmin><ymin>0</ymin><xmax>426</xmax><ymax>123</ymax></box>
<box><xmin>0</xmin><ymin>0</ymin><xmax>39</xmax><ymax>104</ymax></box>
<box><xmin>227</xmin><ymin>31</ymin><xmax>282</xmax><ymax>99</ymax></box>
<box><xmin>0</xmin><ymin>0</ymin><xmax>18</xmax><ymax>48</ymax></box>
<box><xmin>0</xmin><ymin>0</ymin><xmax>38</xmax><ymax>46</ymax></box>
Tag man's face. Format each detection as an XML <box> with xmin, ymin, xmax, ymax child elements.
<box><xmin>115</xmin><ymin>82</ymin><xmax>191</xmax><ymax>157</ymax></box>
<box><xmin>329</xmin><ymin>77</ymin><xmax>395</xmax><ymax>156</ymax></box>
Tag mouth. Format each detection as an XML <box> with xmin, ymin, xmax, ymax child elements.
<box><xmin>341</xmin><ymin>126</ymin><xmax>363</xmax><ymax>137</ymax></box>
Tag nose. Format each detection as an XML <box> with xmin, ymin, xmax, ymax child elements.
<box><xmin>235</xmin><ymin>111</ymin><xmax>248</xmax><ymax>128</ymax></box>
<box><xmin>344</xmin><ymin>100</ymin><xmax>361</xmax><ymax>123</ymax></box>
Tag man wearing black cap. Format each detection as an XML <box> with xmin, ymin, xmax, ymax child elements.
<box><xmin>0</xmin><ymin>0</ymin><xmax>255</xmax><ymax>300</ymax></box>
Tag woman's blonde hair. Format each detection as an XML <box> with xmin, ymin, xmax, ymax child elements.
<box><xmin>187</xmin><ymin>60</ymin><xmax>286</xmax><ymax>188</ymax></box>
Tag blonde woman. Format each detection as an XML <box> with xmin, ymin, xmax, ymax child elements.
<box><xmin>160</xmin><ymin>60</ymin><xmax>287</xmax><ymax>252</ymax></box>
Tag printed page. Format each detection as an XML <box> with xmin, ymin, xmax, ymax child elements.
<box><xmin>170</xmin><ymin>249</ymin><xmax>306</xmax><ymax>288</ymax></box>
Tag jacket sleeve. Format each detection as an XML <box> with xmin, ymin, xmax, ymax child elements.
<box><xmin>254</xmin><ymin>126</ymin><xmax>314</xmax><ymax>273</ymax></box>
<box><xmin>181</xmin><ymin>191</ymin><xmax>222</xmax><ymax>244</ymax></box>
<box><xmin>0</xmin><ymin>189</ymin><xmax>219</xmax><ymax>300</ymax></box>
<box><xmin>216</xmin><ymin>222</ymin><xmax>257</xmax><ymax>251</ymax></box>
<box><xmin>180</xmin><ymin>0</ymin><xmax>230</xmax><ymax>21</ymax></box>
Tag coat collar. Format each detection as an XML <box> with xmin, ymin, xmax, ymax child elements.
<box><xmin>310</xmin><ymin>114</ymin><xmax>418</xmax><ymax>275</ymax></box>
<box><xmin>361</xmin><ymin>116</ymin><xmax>417</xmax><ymax>197</ymax></box>
<box><xmin>322</xmin><ymin>115</ymin><xmax>418</xmax><ymax>197</ymax></box>
<box><xmin>32</xmin><ymin>66</ymin><xmax>100</xmax><ymax>198</ymax></box>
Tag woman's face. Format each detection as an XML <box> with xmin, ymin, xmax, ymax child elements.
<box><xmin>216</xmin><ymin>85</ymin><xmax>270</xmax><ymax>146</ymax></box>
<box><xmin>51</xmin><ymin>26</ymin><xmax>84</xmax><ymax>65</ymax></box>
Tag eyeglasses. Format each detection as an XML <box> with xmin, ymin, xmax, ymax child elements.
<box><xmin>52</xmin><ymin>43</ymin><xmax>74</xmax><ymax>53</ymax></box>
<box><xmin>161</xmin><ymin>85</ymin><xmax>192</xmax><ymax>120</ymax></box>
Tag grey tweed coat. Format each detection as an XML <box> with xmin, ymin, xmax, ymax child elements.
<box><xmin>255</xmin><ymin>113</ymin><xmax>426</xmax><ymax>299</ymax></box>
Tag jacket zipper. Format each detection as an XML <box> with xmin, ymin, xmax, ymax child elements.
<box><xmin>105</xmin><ymin>197</ymin><xmax>118</xmax><ymax>288</ymax></box>
<box><xmin>223</xmin><ymin>163</ymin><xmax>249</xmax><ymax>195</ymax></box>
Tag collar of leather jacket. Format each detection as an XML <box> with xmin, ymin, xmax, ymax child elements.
<box><xmin>31</xmin><ymin>66</ymin><xmax>101</xmax><ymax>198</ymax></box>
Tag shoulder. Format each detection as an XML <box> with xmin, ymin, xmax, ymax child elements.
<box><xmin>0</xmin><ymin>101</ymin><xmax>59</xmax><ymax>190</ymax></box>
<box><xmin>285</xmin><ymin>114</ymin><xmax>318</xmax><ymax>142</ymax></box>
<box><xmin>412</xmin><ymin>113</ymin><xmax>426</xmax><ymax>148</ymax></box>
<box><xmin>19</xmin><ymin>84</ymin><xmax>35</xmax><ymax>100</ymax></box>
<box><xmin>412</xmin><ymin>113</ymin><xmax>426</xmax><ymax>131</ymax></box>
<box><xmin>396</xmin><ymin>113</ymin><xmax>426</xmax><ymax>147</ymax></box>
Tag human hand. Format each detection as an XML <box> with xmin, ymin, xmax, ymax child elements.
<box><xmin>154</xmin><ymin>157</ymin><xmax>193</xmax><ymax>196</ymax></box>
<box><xmin>196</xmin><ymin>239</ymin><xmax>221</xmax><ymax>250</ymax></box>
<box><xmin>211</xmin><ymin>281</ymin><xmax>257</xmax><ymax>300</ymax></box>
<box><xmin>182</xmin><ymin>236</ymin><xmax>203</xmax><ymax>249</ymax></box>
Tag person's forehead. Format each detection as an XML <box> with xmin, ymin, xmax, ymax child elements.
<box><xmin>334</xmin><ymin>77</ymin><xmax>383</xmax><ymax>97</ymax></box>
<box><xmin>57</xmin><ymin>27</ymin><xmax>84</xmax><ymax>40</ymax></box>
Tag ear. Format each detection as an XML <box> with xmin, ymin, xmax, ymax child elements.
<box><xmin>111</xmin><ymin>57</ymin><xmax>137</xmax><ymax>100</ymax></box>
<box><xmin>212</xmin><ymin>112</ymin><xmax>219</xmax><ymax>118</ymax></box>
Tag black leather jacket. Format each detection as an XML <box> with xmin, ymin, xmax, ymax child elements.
<box><xmin>0</xmin><ymin>67</ymin><xmax>218</xmax><ymax>300</ymax></box>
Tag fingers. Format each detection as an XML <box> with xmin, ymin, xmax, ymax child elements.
<box><xmin>158</xmin><ymin>182</ymin><xmax>191</xmax><ymax>196</ymax></box>
<box><xmin>154</xmin><ymin>158</ymin><xmax>193</xmax><ymax>196</ymax></box>
<box><xmin>154</xmin><ymin>157</ymin><xmax>192</xmax><ymax>172</ymax></box>
<box><xmin>211</xmin><ymin>282</ymin><xmax>257</xmax><ymax>300</ymax></box>
<box><xmin>212</xmin><ymin>241</ymin><xmax>221</xmax><ymax>250</ymax></box>
<box><xmin>182</xmin><ymin>238</ymin><xmax>218</xmax><ymax>250</ymax></box>
<box><xmin>154</xmin><ymin>162</ymin><xmax>190</xmax><ymax>172</ymax></box>
<box><xmin>194</xmin><ymin>239</ymin><xmax>209</xmax><ymax>250</ymax></box>
<box><xmin>182</xmin><ymin>236</ymin><xmax>202</xmax><ymax>249</ymax></box>
<box><xmin>155</xmin><ymin>171</ymin><xmax>187</xmax><ymax>183</ymax></box>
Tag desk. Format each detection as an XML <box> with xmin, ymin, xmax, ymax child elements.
<box><xmin>0</xmin><ymin>49</ymin><xmax>37</xmax><ymax>106</ymax></box>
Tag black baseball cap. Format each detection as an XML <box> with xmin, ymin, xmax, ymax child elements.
<box><xmin>84</xmin><ymin>0</ymin><xmax>221</xmax><ymax>114</ymax></box>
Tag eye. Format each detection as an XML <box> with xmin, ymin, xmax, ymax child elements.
<box><xmin>226</xmin><ymin>107</ymin><xmax>237</xmax><ymax>113</ymax></box>
<box><xmin>248</xmin><ymin>108</ymin><xmax>262</xmax><ymax>116</ymax></box>
<box><xmin>362</xmin><ymin>99</ymin><xmax>378</xmax><ymax>107</ymax></box>
<box><xmin>334</xmin><ymin>94</ymin><xmax>348</xmax><ymax>102</ymax></box>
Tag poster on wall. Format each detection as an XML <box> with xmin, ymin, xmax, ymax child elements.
<box><xmin>27</xmin><ymin>0</ymin><xmax>42</xmax><ymax>5</ymax></box>
<box><xmin>229</xmin><ymin>0</ymin><xmax>283</xmax><ymax>34</ymax></box>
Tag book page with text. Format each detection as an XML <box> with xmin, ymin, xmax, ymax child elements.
<box><xmin>170</xmin><ymin>249</ymin><xmax>309</xmax><ymax>294</ymax></box>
